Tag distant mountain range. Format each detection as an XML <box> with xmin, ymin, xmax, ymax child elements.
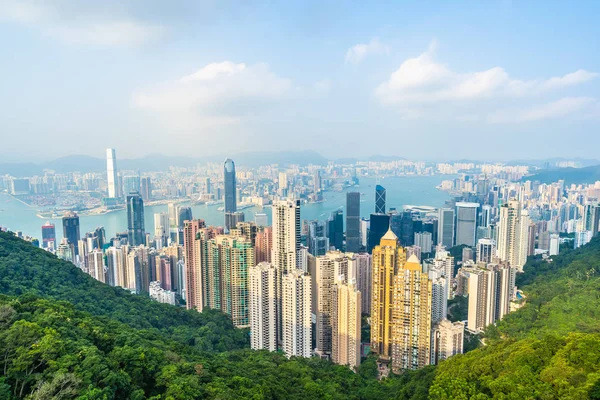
<box><xmin>523</xmin><ymin>164</ymin><xmax>600</xmax><ymax>184</ymax></box>
<box><xmin>0</xmin><ymin>151</ymin><xmax>415</xmax><ymax>177</ymax></box>
<box><xmin>0</xmin><ymin>150</ymin><xmax>329</xmax><ymax>176</ymax></box>
<box><xmin>2</xmin><ymin>151</ymin><xmax>598</xmax><ymax>178</ymax></box>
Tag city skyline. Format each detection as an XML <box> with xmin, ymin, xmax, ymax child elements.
<box><xmin>1</xmin><ymin>1</ymin><xmax>599</xmax><ymax>161</ymax></box>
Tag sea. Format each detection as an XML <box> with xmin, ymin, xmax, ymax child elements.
<box><xmin>0</xmin><ymin>176</ymin><xmax>451</xmax><ymax>242</ymax></box>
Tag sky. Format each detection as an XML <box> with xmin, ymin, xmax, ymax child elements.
<box><xmin>0</xmin><ymin>0</ymin><xmax>599</xmax><ymax>162</ymax></box>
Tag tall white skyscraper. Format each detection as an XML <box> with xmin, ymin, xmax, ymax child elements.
<box><xmin>106</xmin><ymin>148</ymin><xmax>118</xmax><ymax>199</ymax></box>
<box><xmin>430</xmin><ymin>274</ymin><xmax>448</xmax><ymax>325</ymax></box>
<box><xmin>271</xmin><ymin>199</ymin><xmax>301</xmax><ymax>341</ymax></box>
<box><xmin>549</xmin><ymin>234</ymin><xmax>560</xmax><ymax>256</ymax></box>
<box><xmin>496</xmin><ymin>200</ymin><xmax>530</xmax><ymax>270</ymax></box>
<box><xmin>465</xmin><ymin>266</ymin><xmax>496</xmax><ymax>333</ymax></box>
<box><xmin>249</xmin><ymin>262</ymin><xmax>278</xmax><ymax>352</ymax></box>
<box><xmin>271</xmin><ymin>199</ymin><xmax>301</xmax><ymax>275</ymax></box>
<box><xmin>282</xmin><ymin>270</ymin><xmax>312</xmax><ymax>358</ymax></box>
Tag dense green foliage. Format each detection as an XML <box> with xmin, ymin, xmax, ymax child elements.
<box><xmin>0</xmin><ymin>231</ymin><xmax>436</xmax><ymax>399</ymax></box>
<box><xmin>0</xmin><ymin>232</ymin><xmax>248</xmax><ymax>353</ymax></box>
<box><xmin>430</xmin><ymin>236</ymin><xmax>600</xmax><ymax>399</ymax></box>
<box><xmin>2</xmin><ymin>230</ymin><xmax>600</xmax><ymax>398</ymax></box>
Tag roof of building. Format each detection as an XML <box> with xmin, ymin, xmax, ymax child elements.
<box><xmin>381</xmin><ymin>228</ymin><xmax>398</xmax><ymax>241</ymax></box>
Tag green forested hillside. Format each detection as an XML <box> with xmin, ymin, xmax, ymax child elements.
<box><xmin>429</xmin><ymin>237</ymin><xmax>600</xmax><ymax>400</ymax></box>
<box><xmin>0</xmin><ymin>231</ymin><xmax>433</xmax><ymax>399</ymax></box>
<box><xmin>1</xmin><ymin>230</ymin><xmax>600</xmax><ymax>399</ymax></box>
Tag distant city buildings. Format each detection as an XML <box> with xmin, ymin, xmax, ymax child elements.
<box><xmin>14</xmin><ymin>150</ymin><xmax>589</xmax><ymax>374</ymax></box>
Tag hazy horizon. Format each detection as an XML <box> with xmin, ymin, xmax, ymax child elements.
<box><xmin>1</xmin><ymin>1</ymin><xmax>599</xmax><ymax>162</ymax></box>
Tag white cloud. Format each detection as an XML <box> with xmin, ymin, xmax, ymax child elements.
<box><xmin>488</xmin><ymin>97</ymin><xmax>597</xmax><ymax>123</ymax></box>
<box><xmin>375</xmin><ymin>41</ymin><xmax>598</xmax><ymax>122</ymax></box>
<box><xmin>134</xmin><ymin>62</ymin><xmax>292</xmax><ymax>111</ymax></box>
<box><xmin>132</xmin><ymin>61</ymin><xmax>294</xmax><ymax>130</ymax></box>
<box><xmin>376</xmin><ymin>42</ymin><xmax>597</xmax><ymax>104</ymax></box>
<box><xmin>0</xmin><ymin>0</ymin><xmax>160</xmax><ymax>46</ymax></box>
<box><xmin>345</xmin><ymin>38</ymin><xmax>390</xmax><ymax>65</ymax></box>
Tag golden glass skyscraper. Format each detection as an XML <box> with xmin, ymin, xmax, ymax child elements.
<box><xmin>371</xmin><ymin>229</ymin><xmax>432</xmax><ymax>372</ymax></box>
<box><xmin>391</xmin><ymin>254</ymin><xmax>432</xmax><ymax>372</ymax></box>
<box><xmin>370</xmin><ymin>229</ymin><xmax>406</xmax><ymax>361</ymax></box>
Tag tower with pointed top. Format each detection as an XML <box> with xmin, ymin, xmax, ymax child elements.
<box><xmin>370</xmin><ymin>229</ymin><xmax>405</xmax><ymax>361</ymax></box>
<box><xmin>371</xmin><ymin>229</ymin><xmax>432</xmax><ymax>372</ymax></box>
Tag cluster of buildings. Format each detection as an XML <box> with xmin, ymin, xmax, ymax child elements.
<box><xmin>5</xmin><ymin>148</ymin><xmax>600</xmax><ymax>375</ymax></box>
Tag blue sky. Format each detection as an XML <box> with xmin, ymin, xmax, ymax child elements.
<box><xmin>0</xmin><ymin>0</ymin><xmax>598</xmax><ymax>162</ymax></box>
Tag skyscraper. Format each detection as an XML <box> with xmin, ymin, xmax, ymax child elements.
<box><xmin>367</xmin><ymin>213</ymin><xmax>390</xmax><ymax>253</ymax></box>
<box><xmin>346</xmin><ymin>192</ymin><xmax>361</xmax><ymax>252</ymax></box>
<box><xmin>328</xmin><ymin>209</ymin><xmax>344</xmax><ymax>251</ymax></box>
<box><xmin>140</xmin><ymin>177</ymin><xmax>152</xmax><ymax>201</ymax></box>
<box><xmin>206</xmin><ymin>234</ymin><xmax>254</xmax><ymax>328</ymax></box>
<box><xmin>390</xmin><ymin>254</ymin><xmax>432</xmax><ymax>372</ymax></box>
<box><xmin>106</xmin><ymin>148</ymin><xmax>118</xmax><ymax>199</ymax></box>
<box><xmin>455</xmin><ymin>202</ymin><xmax>479</xmax><ymax>247</ymax></box>
<box><xmin>224</xmin><ymin>158</ymin><xmax>237</xmax><ymax>230</ymax></box>
<box><xmin>282</xmin><ymin>270</ymin><xmax>312</xmax><ymax>358</ymax></box>
<box><xmin>431</xmin><ymin>319</ymin><xmax>464</xmax><ymax>365</ymax></box>
<box><xmin>477</xmin><ymin>238</ymin><xmax>496</xmax><ymax>264</ymax></box>
<box><xmin>126</xmin><ymin>192</ymin><xmax>145</xmax><ymax>246</ymax></box>
<box><xmin>41</xmin><ymin>221</ymin><xmax>56</xmax><ymax>249</ymax></box>
<box><xmin>371</xmin><ymin>229</ymin><xmax>406</xmax><ymax>362</ymax></box>
<box><xmin>183</xmin><ymin>219</ymin><xmax>207</xmax><ymax>311</ymax></box>
<box><xmin>177</xmin><ymin>206</ymin><xmax>193</xmax><ymax>228</ymax></box>
<box><xmin>62</xmin><ymin>211</ymin><xmax>80</xmax><ymax>257</ymax></box>
<box><xmin>255</xmin><ymin>226</ymin><xmax>273</xmax><ymax>264</ymax></box>
<box><xmin>375</xmin><ymin>184</ymin><xmax>386</xmax><ymax>214</ymax></box>
<box><xmin>438</xmin><ymin>208</ymin><xmax>455</xmax><ymax>248</ymax></box>
<box><xmin>249</xmin><ymin>262</ymin><xmax>278</xmax><ymax>351</ymax></box>
<box><xmin>332</xmin><ymin>278</ymin><xmax>361</xmax><ymax>368</ymax></box>
<box><xmin>123</xmin><ymin>175</ymin><xmax>141</xmax><ymax>196</ymax></box>
<box><xmin>271</xmin><ymin>199</ymin><xmax>301</xmax><ymax>275</ymax></box>
<box><xmin>154</xmin><ymin>213</ymin><xmax>170</xmax><ymax>248</ymax></box>
<box><xmin>314</xmin><ymin>251</ymin><xmax>353</xmax><ymax>355</ymax></box>
<box><xmin>583</xmin><ymin>200</ymin><xmax>600</xmax><ymax>236</ymax></box>
<box><xmin>225</xmin><ymin>211</ymin><xmax>245</xmax><ymax>233</ymax></box>
<box><xmin>271</xmin><ymin>199</ymin><xmax>301</xmax><ymax>341</ymax></box>
<box><xmin>355</xmin><ymin>253</ymin><xmax>372</xmax><ymax>316</ymax></box>
<box><xmin>496</xmin><ymin>200</ymin><xmax>530</xmax><ymax>270</ymax></box>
